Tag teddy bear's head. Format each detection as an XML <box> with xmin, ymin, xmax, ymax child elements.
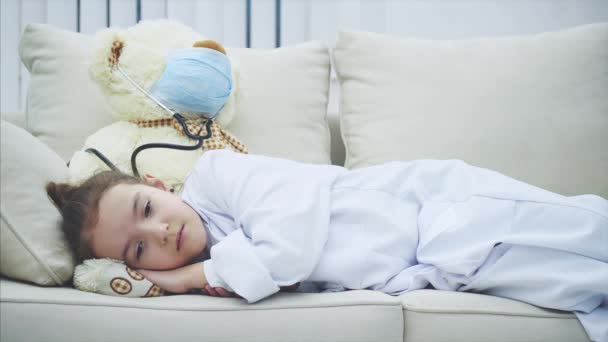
<box><xmin>89</xmin><ymin>19</ymin><xmax>238</xmax><ymax>126</ymax></box>
<box><xmin>67</xmin><ymin>20</ymin><xmax>247</xmax><ymax>189</ymax></box>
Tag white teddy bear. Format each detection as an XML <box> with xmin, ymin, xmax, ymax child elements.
<box><xmin>68</xmin><ymin>19</ymin><xmax>246</xmax><ymax>190</ymax></box>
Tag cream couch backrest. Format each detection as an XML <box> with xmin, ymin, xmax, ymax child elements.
<box><xmin>333</xmin><ymin>24</ymin><xmax>608</xmax><ymax>198</ymax></box>
<box><xmin>9</xmin><ymin>21</ymin><xmax>608</xmax><ymax>198</ymax></box>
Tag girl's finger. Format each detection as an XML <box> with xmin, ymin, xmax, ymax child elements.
<box><xmin>214</xmin><ymin>287</ymin><xmax>233</xmax><ymax>297</ymax></box>
<box><xmin>205</xmin><ymin>285</ymin><xmax>219</xmax><ymax>297</ymax></box>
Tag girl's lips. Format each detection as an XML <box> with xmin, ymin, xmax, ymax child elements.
<box><xmin>177</xmin><ymin>225</ymin><xmax>185</xmax><ymax>251</ymax></box>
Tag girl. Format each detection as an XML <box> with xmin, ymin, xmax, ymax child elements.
<box><xmin>47</xmin><ymin>149</ymin><xmax>607</xmax><ymax>341</ymax></box>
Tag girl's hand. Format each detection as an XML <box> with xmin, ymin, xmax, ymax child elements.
<box><xmin>137</xmin><ymin>262</ymin><xmax>205</xmax><ymax>294</ymax></box>
<box><xmin>280</xmin><ymin>283</ymin><xmax>300</xmax><ymax>292</ymax></box>
<box><xmin>202</xmin><ymin>285</ymin><xmax>241</xmax><ymax>298</ymax></box>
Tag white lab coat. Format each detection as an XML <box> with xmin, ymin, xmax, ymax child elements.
<box><xmin>181</xmin><ymin>149</ymin><xmax>608</xmax><ymax>342</ymax></box>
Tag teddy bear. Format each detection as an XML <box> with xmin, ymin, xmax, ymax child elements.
<box><xmin>67</xmin><ymin>20</ymin><xmax>248</xmax><ymax>297</ymax></box>
<box><xmin>68</xmin><ymin>19</ymin><xmax>247</xmax><ymax>190</ymax></box>
<box><xmin>74</xmin><ymin>258</ymin><xmax>165</xmax><ymax>297</ymax></box>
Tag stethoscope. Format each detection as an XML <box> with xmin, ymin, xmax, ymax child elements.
<box><xmin>85</xmin><ymin>63</ymin><xmax>215</xmax><ymax>178</ymax></box>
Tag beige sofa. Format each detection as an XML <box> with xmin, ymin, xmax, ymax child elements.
<box><xmin>2</xmin><ymin>22</ymin><xmax>607</xmax><ymax>342</ymax></box>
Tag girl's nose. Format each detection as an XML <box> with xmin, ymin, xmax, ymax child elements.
<box><xmin>148</xmin><ymin>222</ymin><xmax>169</xmax><ymax>245</ymax></box>
<box><xmin>160</xmin><ymin>223</ymin><xmax>169</xmax><ymax>244</ymax></box>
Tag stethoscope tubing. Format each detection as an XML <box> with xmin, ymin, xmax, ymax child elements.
<box><xmin>129</xmin><ymin>116</ymin><xmax>212</xmax><ymax>178</ymax></box>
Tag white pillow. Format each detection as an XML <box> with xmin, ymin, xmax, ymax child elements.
<box><xmin>19</xmin><ymin>24</ymin><xmax>114</xmax><ymax>162</ymax></box>
<box><xmin>226</xmin><ymin>42</ymin><xmax>332</xmax><ymax>164</ymax></box>
<box><xmin>19</xmin><ymin>23</ymin><xmax>332</xmax><ymax>165</ymax></box>
<box><xmin>0</xmin><ymin>120</ymin><xmax>75</xmax><ymax>285</ymax></box>
<box><xmin>333</xmin><ymin>24</ymin><xmax>608</xmax><ymax>197</ymax></box>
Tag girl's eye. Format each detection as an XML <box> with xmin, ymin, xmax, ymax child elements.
<box><xmin>136</xmin><ymin>241</ymin><xmax>144</xmax><ymax>259</ymax></box>
<box><xmin>144</xmin><ymin>200</ymin><xmax>151</xmax><ymax>218</ymax></box>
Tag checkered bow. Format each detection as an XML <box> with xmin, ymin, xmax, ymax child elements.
<box><xmin>130</xmin><ymin>117</ymin><xmax>248</xmax><ymax>154</ymax></box>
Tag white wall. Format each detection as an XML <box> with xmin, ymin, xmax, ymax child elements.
<box><xmin>1</xmin><ymin>0</ymin><xmax>607</xmax><ymax>113</ymax></box>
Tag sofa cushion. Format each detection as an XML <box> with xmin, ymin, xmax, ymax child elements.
<box><xmin>19</xmin><ymin>23</ymin><xmax>332</xmax><ymax>165</ymax></box>
<box><xmin>333</xmin><ymin>24</ymin><xmax>608</xmax><ymax>197</ymax></box>
<box><xmin>0</xmin><ymin>121</ymin><xmax>75</xmax><ymax>285</ymax></box>
<box><xmin>400</xmin><ymin>290</ymin><xmax>590</xmax><ymax>342</ymax></box>
<box><xmin>0</xmin><ymin>277</ymin><xmax>403</xmax><ymax>342</ymax></box>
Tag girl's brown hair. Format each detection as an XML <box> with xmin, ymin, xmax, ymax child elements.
<box><xmin>46</xmin><ymin>171</ymin><xmax>143</xmax><ymax>262</ymax></box>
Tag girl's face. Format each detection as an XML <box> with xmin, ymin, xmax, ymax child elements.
<box><xmin>87</xmin><ymin>178</ymin><xmax>207</xmax><ymax>270</ymax></box>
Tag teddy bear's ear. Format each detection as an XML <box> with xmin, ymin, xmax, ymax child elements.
<box><xmin>193</xmin><ymin>40</ymin><xmax>227</xmax><ymax>55</ymax></box>
<box><xmin>108</xmin><ymin>39</ymin><xmax>125</xmax><ymax>68</ymax></box>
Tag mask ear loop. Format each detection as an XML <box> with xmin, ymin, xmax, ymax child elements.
<box><xmin>111</xmin><ymin>64</ymin><xmax>215</xmax><ymax>178</ymax></box>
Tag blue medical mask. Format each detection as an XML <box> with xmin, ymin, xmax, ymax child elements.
<box><xmin>149</xmin><ymin>47</ymin><xmax>233</xmax><ymax>119</ymax></box>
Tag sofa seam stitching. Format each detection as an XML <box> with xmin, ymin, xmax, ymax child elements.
<box><xmin>402</xmin><ymin>307</ymin><xmax>577</xmax><ymax>319</ymax></box>
<box><xmin>0</xmin><ymin>298</ymin><xmax>402</xmax><ymax>312</ymax></box>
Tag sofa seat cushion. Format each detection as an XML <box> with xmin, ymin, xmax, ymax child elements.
<box><xmin>0</xmin><ymin>277</ymin><xmax>403</xmax><ymax>342</ymax></box>
<box><xmin>399</xmin><ymin>290</ymin><xmax>590</xmax><ymax>342</ymax></box>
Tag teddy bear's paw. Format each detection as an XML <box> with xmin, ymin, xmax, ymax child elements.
<box><xmin>74</xmin><ymin>258</ymin><xmax>166</xmax><ymax>298</ymax></box>
<box><xmin>144</xmin><ymin>285</ymin><xmax>165</xmax><ymax>297</ymax></box>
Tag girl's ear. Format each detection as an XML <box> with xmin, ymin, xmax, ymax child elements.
<box><xmin>143</xmin><ymin>174</ymin><xmax>170</xmax><ymax>192</ymax></box>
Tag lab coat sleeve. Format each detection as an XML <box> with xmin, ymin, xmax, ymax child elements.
<box><xmin>193</xmin><ymin>150</ymin><xmax>338</xmax><ymax>303</ymax></box>
<box><xmin>202</xmin><ymin>259</ymin><xmax>233</xmax><ymax>292</ymax></box>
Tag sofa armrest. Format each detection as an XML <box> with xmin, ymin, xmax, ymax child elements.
<box><xmin>1</xmin><ymin>112</ymin><xmax>26</xmax><ymax>130</ymax></box>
